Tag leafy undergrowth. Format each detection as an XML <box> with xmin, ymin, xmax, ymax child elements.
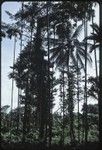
<box><xmin>1</xmin><ymin>141</ymin><xmax>101</xmax><ymax>150</ymax></box>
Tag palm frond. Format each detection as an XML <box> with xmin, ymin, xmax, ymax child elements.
<box><xmin>50</xmin><ymin>46</ymin><xmax>61</xmax><ymax>60</ymax></box>
<box><xmin>89</xmin><ymin>44</ymin><xmax>99</xmax><ymax>53</ymax></box>
<box><xmin>77</xmin><ymin>54</ymin><xmax>85</xmax><ymax>72</ymax></box>
<box><xmin>72</xmin><ymin>23</ymin><xmax>83</xmax><ymax>39</ymax></box>
<box><xmin>70</xmin><ymin>51</ymin><xmax>77</xmax><ymax>69</ymax></box>
<box><xmin>5</xmin><ymin>11</ymin><xmax>14</xmax><ymax>19</ymax></box>
<box><xmin>90</xmin><ymin>23</ymin><xmax>99</xmax><ymax>34</ymax></box>
<box><xmin>55</xmin><ymin>50</ymin><xmax>66</xmax><ymax>67</ymax></box>
<box><xmin>44</xmin><ymin>37</ymin><xmax>58</xmax><ymax>45</ymax></box>
<box><xmin>87</xmin><ymin>53</ymin><xmax>93</xmax><ymax>65</ymax></box>
<box><xmin>80</xmin><ymin>41</ymin><xmax>92</xmax><ymax>47</ymax></box>
<box><xmin>75</xmin><ymin>39</ymin><xmax>92</xmax><ymax>48</ymax></box>
<box><xmin>84</xmin><ymin>35</ymin><xmax>98</xmax><ymax>41</ymax></box>
<box><xmin>78</xmin><ymin>47</ymin><xmax>92</xmax><ymax>65</ymax></box>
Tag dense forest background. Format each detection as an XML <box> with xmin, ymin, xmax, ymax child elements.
<box><xmin>1</xmin><ymin>1</ymin><xmax>102</xmax><ymax>150</ymax></box>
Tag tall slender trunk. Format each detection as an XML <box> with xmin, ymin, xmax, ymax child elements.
<box><xmin>62</xmin><ymin>66</ymin><xmax>65</xmax><ymax>146</ymax></box>
<box><xmin>47</xmin><ymin>2</ymin><xmax>52</xmax><ymax>148</ymax></box>
<box><xmin>17</xmin><ymin>89</ymin><xmax>20</xmax><ymax>131</ymax></box>
<box><xmin>36</xmin><ymin>19</ymin><xmax>46</xmax><ymax>145</ymax></box>
<box><xmin>0</xmin><ymin>5</ymin><xmax>1</xmax><ymax>141</ymax></box>
<box><xmin>84</xmin><ymin>14</ymin><xmax>88</xmax><ymax>143</ymax></box>
<box><xmin>22</xmin><ymin>3</ymin><xmax>34</xmax><ymax>140</ymax></box>
<box><xmin>10</xmin><ymin>36</ymin><xmax>16</xmax><ymax>139</ymax></box>
<box><xmin>99</xmin><ymin>2</ymin><xmax>102</xmax><ymax>146</ymax></box>
<box><xmin>17</xmin><ymin>2</ymin><xmax>24</xmax><ymax>133</ymax></box>
<box><xmin>67</xmin><ymin>49</ymin><xmax>75</xmax><ymax>144</ymax></box>
<box><xmin>77</xmin><ymin>48</ymin><xmax>80</xmax><ymax>143</ymax></box>
<box><xmin>69</xmin><ymin>72</ymin><xmax>75</xmax><ymax>144</ymax></box>
<box><xmin>92</xmin><ymin>14</ymin><xmax>98</xmax><ymax>78</ymax></box>
<box><xmin>67</xmin><ymin>49</ymin><xmax>70</xmax><ymax>141</ymax></box>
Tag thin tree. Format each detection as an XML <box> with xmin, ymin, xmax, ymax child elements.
<box><xmin>92</xmin><ymin>13</ymin><xmax>98</xmax><ymax>78</ymax></box>
<box><xmin>84</xmin><ymin>3</ymin><xmax>102</xmax><ymax>144</ymax></box>
<box><xmin>62</xmin><ymin>66</ymin><xmax>65</xmax><ymax>146</ymax></box>
<box><xmin>46</xmin><ymin>1</ymin><xmax>52</xmax><ymax>147</ymax></box>
<box><xmin>76</xmin><ymin>44</ymin><xmax>80</xmax><ymax>143</ymax></box>
<box><xmin>17</xmin><ymin>2</ymin><xmax>24</xmax><ymax>132</ymax></box>
<box><xmin>10</xmin><ymin>35</ymin><xmax>17</xmax><ymax>140</ymax></box>
<box><xmin>84</xmin><ymin>13</ymin><xmax>88</xmax><ymax>143</ymax></box>
<box><xmin>99</xmin><ymin>1</ymin><xmax>102</xmax><ymax>146</ymax></box>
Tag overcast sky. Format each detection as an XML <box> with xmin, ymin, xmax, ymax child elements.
<box><xmin>1</xmin><ymin>2</ymin><xmax>99</xmax><ymax>112</ymax></box>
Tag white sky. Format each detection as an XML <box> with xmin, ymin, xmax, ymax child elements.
<box><xmin>1</xmin><ymin>2</ymin><xmax>99</xmax><ymax>113</ymax></box>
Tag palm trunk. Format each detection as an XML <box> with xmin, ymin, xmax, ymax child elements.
<box><xmin>16</xmin><ymin>33</ymin><xmax>22</xmax><ymax>132</ymax></box>
<box><xmin>84</xmin><ymin>15</ymin><xmax>88</xmax><ymax>143</ymax></box>
<box><xmin>22</xmin><ymin>3</ymin><xmax>34</xmax><ymax>140</ymax></box>
<box><xmin>17</xmin><ymin>2</ymin><xmax>24</xmax><ymax>132</ymax></box>
<box><xmin>47</xmin><ymin>2</ymin><xmax>52</xmax><ymax>148</ymax></box>
<box><xmin>10</xmin><ymin>36</ymin><xmax>16</xmax><ymax>139</ymax></box>
<box><xmin>36</xmin><ymin>19</ymin><xmax>46</xmax><ymax>145</ymax></box>
<box><xmin>17</xmin><ymin>89</ymin><xmax>20</xmax><ymax>131</ymax></box>
<box><xmin>0</xmin><ymin>5</ymin><xmax>1</xmax><ymax>141</ymax></box>
<box><xmin>92</xmin><ymin>14</ymin><xmax>98</xmax><ymax>78</ymax></box>
<box><xmin>67</xmin><ymin>49</ymin><xmax>70</xmax><ymax>141</ymax></box>
<box><xmin>99</xmin><ymin>2</ymin><xmax>102</xmax><ymax>146</ymax></box>
<box><xmin>62</xmin><ymin>66</ymin><xmax>65</xmax><ymax>146</ymax></box>
<box><xmin>67</xmin><ymin>50</ymin><xmax>75</xmax><ymax>144</ymax></box>
<box><xmin>77</xmin><ymin>48</ymin><xmax>80</xmax><ymax>143</ymax></box>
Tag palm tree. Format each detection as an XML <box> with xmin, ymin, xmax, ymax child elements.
<box><xmin>50</xmin><ymin>23</ymin><xmax>92</xmax><ymax>70</ymax></box>
<box><xmin>17</xmin><ymin>2</ymin><xmax>24</xmax><ymax>133</ymax></box>
<box><xmin>99</xmin><ymin>1</ymin><xmax>102</xmax><ymax>145</ymax></box>
<box><xmin>76</xmin><ymin>43</ymin><xmax>80</xmax><ymax>143</ymax></box>
<box><xmin>50</xmin><ymin>21</ymin><xmax>92</xmax><ymax>144</ymax></box>
<box><xmin>4</xmin><ymin>1</ymin><xmax>97</xmax><ymax>145</ymax></box>
<box><xmin>84</xmin><ymin>4</ymin><xmax>102</xmax><ymax>143</ymax></box>
<box><xmin>1</xmin><ymin>20</ymin><xmax>22</xmax><ymax>143</ymax></box>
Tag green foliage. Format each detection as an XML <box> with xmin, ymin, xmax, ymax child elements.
<box><xmin>1</xmin><ymin>1</ymin><xmax>99</xmax><ymax>147</ymax></box>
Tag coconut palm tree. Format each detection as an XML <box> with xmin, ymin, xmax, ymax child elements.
<box><xmin>50</xmin><ymin>21</ymin><xmax>92</xmax><ymax>144</ymax></box>
<box><xmin>50</xmin><ymin>23</ymin><xmax>92</xmax><ymax>70</ymax></box>
<box><xmin>84</xmin><ymin>15</ymin><xmax>88</xmax><ymax>143</ymax></box>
